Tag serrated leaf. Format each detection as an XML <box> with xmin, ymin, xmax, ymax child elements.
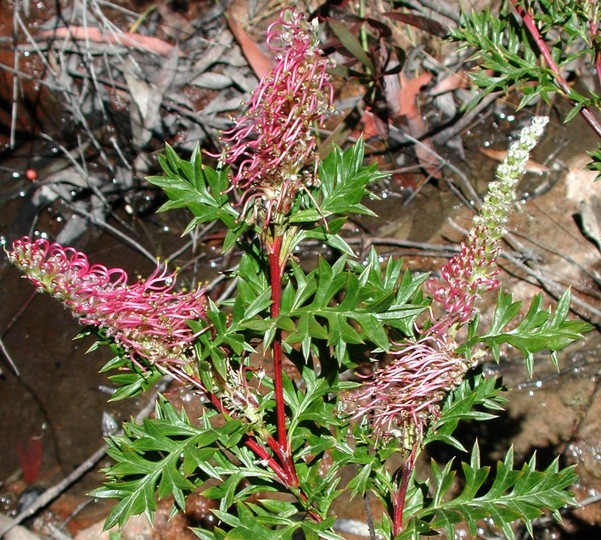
<box><xmin>312</xmin><ymin>138</ymin><xmax>384</xmax><ymax>219</ymax></box>
<box><xmin>475</xmin><ymin>289</ymin><xmax>592</xmax><ymax>375</ymax></box>
<box><xmin>279</xmin><ymin>256</ymin><xmax>427</xmax><ymax>364</ymax></box>
<box><xmin>147</xmin><ymin>144</ymin><xmax>239</xmax><ymax>230</ymax></box>
<box><xmin>91</xmin><ymin>399</ymin><xmax>238</xmax><ymax>529</ymax></box>
<box><xmin>328</xmin><ymin>20</ymin><xmax>374</xmax><ymax>71</ymax></box>
<box><xmin>404</xmin><ymin>442</ymin><xmax>578</xmax><ymax>538</ymax></box>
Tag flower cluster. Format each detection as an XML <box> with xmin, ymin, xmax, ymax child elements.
<box><xmin>354</xmin><ymin>336</ymin><xmax>468</xmax><ymax>445</ymax></box>
<box><xmin>428</xmin><ymin>116</ymin><xmax>549</xmax><ymax>335</ymax></box>
<box><xmin>219</xmin><ymin>8</ymin><xmax>334</xmax><ymax>226</ymax></box>
<box><xmin>6</xmin><ymin>237</ymin><xmax>207</xmax><ymax>367</ymax></box>
<box><xmin>354</xmin><ymin>117</ymin><xmax>549</xmax><ymax>445</ymax></box>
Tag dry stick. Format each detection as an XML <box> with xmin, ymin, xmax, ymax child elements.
<box><xmin>0</xmin><ymin>378</ymin><xmax>172</xmax><ymax>537</ymax></box>
<box><xmin>510</xmin><ymin>227</ymin><xmax>601</xmax><ymax>293</ymax></box>
<box><xmin>430</xmin><ymin>92</ymin><xmax>500</xmax><ymax>147</ymax></box>
<box><xmin>37</xmin><ymin>133</ymin><xmax>113</xmax><ymax>215</ymax></box>
<box><xmin>591</xmin><ymin>0</ymin><xmax>601</xmax><ymax>89</ymax></box>
<box><xmin>58</xmin><ymin>198</ymin><xmax>158</xmax><ymax>264</ymax></box>
<box><xmin>166</xmin><ymin>222</ymin><xmax>218</xmax><ymax>262</ymax></box>
<box><xmin>512</xmin><ymin>0</ymin><xmax>601</xmax><ymax>140</ymax></box>
<box><xmin>363</xmin><ymin>491</ymin><xmax>377</xmax><ymax>540</ymax></box>
<box><xmin>80</xmin><ymin>2</ymin><xmax>112</xmax><ymax>119</ymax></box>
<box><xmin>54</xmin><ymin>49</ymin><xmax>116</xmax><ymax>176</ymax></box>
<box><xmin>0</xmin><ymin>335</ymin><xmax>19</xmax><ymax>376</ymax></box>
<box><xmin>411</xmin><ymin>0</ymin><xmax>460</xmax><ymax>24</ymax></box>
<box><xmin>10</xmin><ymin>3</ymin><xmax>21</xmax><ymax>149</ymax></box>
<box><xmin>390</xmin><ymin>126</ymin><xmax>482</xmax><ymax>207</ymax></box>
<box><xmin>0</xmin><ymin>289</ymin><xmax>37</xmax><ymax>364</ymax></box>
<box><xmin>60</xmin><ymin>63</ymin><xmax>232</xmax><ymax>132</ymax></box>
<box><xmin>32</xmin><ymin>168</ymin><xmax>160</xmax><ymax>267</ymax></box>
<box><xmin>365</xmin><ymin>237</ymin><xmax>461</xmax><ymax>253</ymax></box>
<box><xmin>14</xmin><ymin>10</ymin><xmax>60</xmax><ymax>77</ymax></box>
<box><xmin>0</xmin><ymin>62</ymin><xmax>64</xmax><ymax>91</ymax></box>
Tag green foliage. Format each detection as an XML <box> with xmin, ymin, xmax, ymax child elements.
<box><xmin>88</xmin><ymin>331</ymin><xmax>164</xmax><ymax>401</ymax></box>
<box><xmin>398</xmin><ymin>444</ymin><xmax>578</xmax><ymax>540</ymax></box>
<box><xmin>450</xmin><ymin>0</ymin><xmax>601</xmax><ymax>191</ymax></box>
<box><xmin>91</xmin><ymin>398</ymin><xmax>227</xmax><ymax>529</ymax></box>
<box><xmin>146</xmin><ymin>143</ymin><xmax>246</xmax><ymax>250</ymax></box>
<box><xmin>86</xmin><ymin>137</ymin><xmax>589</xmax><ymax>538</ymax></box>
<box><xmin>424</xmin><ymin>373</ymin><xmax>507</xmax><ymax>452</ymax></box>
<box><xmin>328</xmin><ymin>20</ymin><xmax>374</xmax><ymax>72</ymax></box>
<box><xmin>4</xmin><ymin>3</ymin><xmax>595</xmax><ymax>536</ymax></box>
<box><xmin>23</xmin><ymin>64</ymin><xmax>588</xmax><ymax>538</ymax></box>
<box><xmin>290</xmin><ymin>138</ymin><xmax>384</xmax><ymax>256</ymax></box>
<box><xmin>451</xmin><ymin>7</ymin><xmax>546</xmax><ymax>110</ymax></box>
<box><xmin>464</xmin><ymin>289</ymin><xmax>592</xmax><ymax>374</ymax></box>
<box><xmin>586</xmin><ymin>145</ymin><xmax>601</xmax><ymax>181</ymax></box>
<box><xmin>275</xmin><ymin>253</ymin><xmax>428</xmax><ymax>364</ymax></box>
<box><xmin>451</xmin><ymin>0</ymin><xmax>601</xmax><ymax>133</ymax></box>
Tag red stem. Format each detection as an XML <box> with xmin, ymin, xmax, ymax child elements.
<box><xmin>203</xmin><ymin>377</ymin><xmax>295</xmax><ymax>485</ymax></box>
<box><xmin>170</xmin><ymin>369</ymin><xmax>291</xmax><ymax>485</ymax></box>
<box><xmin>392</xmin><ymin>446</ymin><xmax>418</xmax><ymax>537</ymax></box>
<box><xmin>268</xmin><ymin>235</ymin><xmax>289</xmax><ymax>454</ymax></box>
<box><xmin>589</xmin><ymin>0</ymin><xmax>601</xmax><ymax>89</ymax></box>
<box><xmin>169</xmin><ymin>330</ymin><xmax>312</xmax><ymax>513</ymax></box>
<box><xmin>244</xmin><ymin>436</ymin><xmax>291</xmax><ymax>484</ymax></box>
<box><xmin>511</xmin><ymin>0</ymin><xmax>601</xmax><ymax>139</ymax></box>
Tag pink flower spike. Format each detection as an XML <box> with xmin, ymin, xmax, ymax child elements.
<box><xmin>6</xmin><ymin>237</ymin><xmax>208</xmax><ymax>368</ymax></box>
<box><xmin>217</xmin><ymin>8</ymin><xmax>335</xmax><ymax>228</ymax></box>
<box><xmin>427</xmin><ymin>117</ymin><xmax>549</xmax><ymax>334</ymax></box>
<box><xmin>352</xmin><ymin>335</ymin><xmax>468</xmax><ymax>446</ymax></box>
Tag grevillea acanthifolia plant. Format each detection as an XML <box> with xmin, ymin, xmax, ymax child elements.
<box><xmin>5</xmin><ymin>9</ymin><xmax>593</xmax><ymax>539</ymax></box>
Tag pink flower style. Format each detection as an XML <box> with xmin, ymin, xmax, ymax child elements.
<box><xmin>219</xmin><ymin>9</ymin><xmax>334</xmax><ymax>226</ymax></box>
<box><xmin>354</xmin><ymin>335</ymin><xmax>468</xmax><ymax>444</ymax></box>
<box><xmin>6</xmin><ymin>237</ymin><xmax>207</xmax><ymax>368</ymax></box>
<box><xmin>353</xmin><ymin>117</ymin><xmax>549</xmax><ymax>444</ymax></box>
<box><xmin>426</xmin><ymin>221</ymin><xmax>501</xmax><ymax>337</ymax></box>
<box><xmin>427</xmin><ymin>116</ymin><xmax>549</xmax><ymax>336</ymax></box>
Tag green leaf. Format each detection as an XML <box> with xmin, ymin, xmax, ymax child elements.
<box><xmin>147</xmin><ymin>144</ymin><xmax>239</xmax><ymax>233</ymax></box>
<box><xmin>474</xmin><ymin>289</ymin><xmax>592</xmax><ymax>374</ymax></box>
<box><xmin>97</xmin><ymin>344</ymin><xmax>164</xmax><ymax>401</ymax></box>
<box><xmin>277</xmin><ymin>255</ymin><xmax>427</xmax><ymax>363</ymax></box>
<box><xmin>212</xmin><ymin>501</ymin><xmax>301</xmax><ymax>539</ymax></box>
<box><xmin>403</xmin><ymin>442</ymin><xmax>578</xmax><ymax>538</ymax></box>
<box><xmin>424</xmin><ymin>372</ymin><xmax>507</xmax><ymax>450</ymax></box>
<box><xmin>91</xmin><ymin>399</ymin><xmax>246</xmax><ymax>529</ymax></box>
<box><xmin>286</xmin><ymin>366</ymin><xmax>340</xmax><ymax>437</ymax></box>
<box><xmin>450</xmin><ymin>0</ymin><xmax>599</xmax><ymax>184</ymax></box>
<box><xmin>586</xmin><ymin>145</ymin><xmax>601</xmax><ymax>181</ymax></box>
<box><xmin>304</xmin><ymin>138</ymin><xmax>383</xmax><ymax>221</ymax></box>
<box><xmin>328</xmin><ymin>20</ymin><xmax>374</xmax><ymax>71</ymax></box>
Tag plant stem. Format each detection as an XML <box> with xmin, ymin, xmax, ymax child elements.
<box><xmin>208</xmin><ymin>380</ymin><xmax>296</xmax><ymax>485</ymax></box>
<box><xmin>589</xmin><ymin>0</ymin><xmax>601</xmax><ymax>89</ymax></box>
<box><xmin>512</xmin><ymin>0</ymin><xmax>601</xmax><ymax>139</ymax></box>
<box><xmin>268</xmin><ymin>234</ymin><xmax>290</xmax><ymax>456</ymax></box>
<box><xmin>392</xmin><ymin>445</ymin><xmax>418</xmax><ymax>536</ymax></box>
<box><xmin>244</xmin><ymin>436</ymin><xmax>291</xmax><ymax>484</ymax></box>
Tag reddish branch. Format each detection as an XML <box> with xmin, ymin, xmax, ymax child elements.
<box><xmin>511</xmin><ymin>0</ymin><xmax>601</xmax><ymax>139</ymax></box>
<box><xmin>392</xmin><ymin>447</ymin><xmax>418</xmax><ymax>536</ymax></box>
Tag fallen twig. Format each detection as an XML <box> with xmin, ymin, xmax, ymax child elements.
<box><xmin>0</xmin><ymin>336</ymin><xmax>19</xmax><ymax>376</ymax></box>
<box><xmin>38</xmin><ymin>26</ymin><xmax>184</xmax><ymax>57</ymax></box>
<box><xmin>502</xmin><ymin>251</ymin><xmax>601</xmax><ymax>325</ymax></box>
